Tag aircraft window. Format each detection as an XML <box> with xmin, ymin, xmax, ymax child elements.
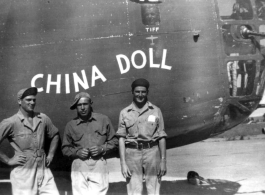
<box><xmin>227</xmin><ymin>60</ymin><xmax>256</xmax><ymax>97</ymax></box>
<box><xmin>141</xmin><ymin>4</ymin><xmax>160</xmax><ymax>25</ymax></box>
<box><xmin>222</xmin><ymin>24</ymin><xmax>256</xmax><ymax>55</ymax></box>
<box><xmin>256</xmin><ymin>0</ymin><xmax>265</xmax><ymax>20</ymax></box>
<box><xmin>217</xmin><ymin>0</ymin><xmax>253</xmax><ymax>20</ymax></box>
<box><xmin>259</xmin><ymin>25</ymin><xmax>265</xmax><ymax>54</ymax></box>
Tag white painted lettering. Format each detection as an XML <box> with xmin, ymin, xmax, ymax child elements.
<box><xmin>149</xmin><ymin>48</ymin><xmax>160</xmax><ymax>68</ymax></box>
<box><xmin>131</xmin><ymin>50</ymin><xmax>146</xmax><ymax>69</ymax></box>
<box><xmin>116</xmin><ymin>54</ymin><xmax>130</xmax><ymax>74</ymax></box>
<box><xmin>65</xmin><ymin>74</ymin><xmax>70</xmax><ymax>94</ymax></box>
<box><xmin>73</xmin><ymin>70</ymin><xmax>89</xmax><ymax>92</ymax></box>
<box><xmin>161</xmin><ymin>49</ymin><xmax>172</xmax><ymax>70</ymax></box>
<box><xmin>31</xmin><ymin>74</ymin><xmax>44</xmax><ymax>92</ymax></box>
<box><xmin>46</xmin><ymin>74</ymin><xmax>61</xmax><ymax>94</ymax></box>
<box><xmin>91</xmin><ymin>65</ymin><xmax>107</xmax><ymax>87</ymax></box>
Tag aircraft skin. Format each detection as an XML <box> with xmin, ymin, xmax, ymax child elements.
<box><xmin>0</xmin><ymin>0</ymin><xmax>265</xmax><ymax>171</ymax></box>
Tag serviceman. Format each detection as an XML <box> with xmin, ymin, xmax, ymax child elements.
<box><xmin>62</xmin><ymin>92</ymin><xmax>118</xmax><ymax>195</ymax></box>
<box><xmin>0</xmin><ymin>87</ymin><xmax>60</xmax><ymax>195</ymax></box>
<box><xmin>116</xmin><ymin>78</ymin><xmax>167</xmax><ymax>195</ymax></box>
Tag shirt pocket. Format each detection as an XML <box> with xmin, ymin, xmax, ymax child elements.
<box><xmin>124</xmin><ymin>120</ymin><xmax>138</xmax><ymax>137</ymax></box>
<box><xmin>145</xmin><ymin>118</ymin><xmax>158</xmax><ymax>138</ymax></box>
<box><xmin>96</xmin><ymin>128</ymin><xmax>107</xmax><ymax>136</ymax></box>
<box><xmin>13</xmin><ymin>133</ymin><xmax>32</xmax><ymax>149</ymax></box>
<box><xmin>71</xmin><ymin>132</ymin><xmax>84</xmax><ymax>142</ymax></box>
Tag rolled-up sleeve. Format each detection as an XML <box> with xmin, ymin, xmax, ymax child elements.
<box><xmin>116</xmin><ymin>111</ymin><xmax>127</xmax><ymax>138</ymax></box>
<box><xmin>0</xmin><ymin>119</ymin><xmax>13</xmax><ymax>144</ymax></box>
<box><xmin>43</xmin><ymin>114</ymin><xmax>59</xmax><ymax>139</ymax></box>
<box><xmin>153</xmin><ymin>108</ymin><xmax>167</xmax><ymax>140</ymax></box>
<box><xmin>61</xmin><ymin>123</ymin><xmax>80</xmax><ymax>158</ymax></box>
<box><xmin>103</xmin><ymin>117</ymin><xmax>118</xmax><ymax>155</ymax></box>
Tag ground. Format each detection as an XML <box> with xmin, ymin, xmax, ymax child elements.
<box><xmin>1</xmin><ymin>137</ymin><xmax>265</xmax><ymax>195</ymax></box>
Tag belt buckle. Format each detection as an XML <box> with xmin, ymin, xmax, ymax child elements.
<box><xmin>147</xmin><ymin>142</ymin><xmax>151</xmax><ymax>149</ymax></box>
<box><xmin>137</xmin><ymin>143</ymin><xmax>143</xmax><ymax>150</ymax></box>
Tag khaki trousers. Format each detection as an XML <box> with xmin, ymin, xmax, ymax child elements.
<box><xmin>71</xmin><ymin>158</ymin><xmax>109</xmax><ymax>195</ymax></box>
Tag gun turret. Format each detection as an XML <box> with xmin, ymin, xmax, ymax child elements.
<box><xmin>240</xmin><ymin>25</ymin><xmax>265</xmax><ymax>39</ymax></box>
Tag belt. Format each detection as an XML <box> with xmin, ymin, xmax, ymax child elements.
<box><xmin>22</xmin><ymin>149</ymin><xmax>45</xmax><ymax>158</ymax></box>
<box><xmin>126</xmin><ymin>141</ymin><xmax>158</xmax><ymax>150</ymax></box>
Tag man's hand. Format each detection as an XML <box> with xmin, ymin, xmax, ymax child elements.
<box><xmin>121</xmin><ymin>161</ymin><xmax>131</xmax><ymax>179</ymax></box>
<box><xmin>89</xmin><ymin>146</ymin><xmax>104</xmax><ymax>156</ymax></box>
<box><xmin>46</xmin><ymin>155</ymin><xmax>54</xmax><ymax>167</ymax></box>
<box><xmin>7</xmin><ymin>154</ymin><xmax>27</xmax><ymax>166</ymax></box>
<box><xmin>76</xmin><ymin>148</ymin><xmax>90</xmax><ymax>160</ymax></box>
<box><xmin>157</xmin><ymin>160</ymin><xmax>167</xmax><ymax>178</ymax></box>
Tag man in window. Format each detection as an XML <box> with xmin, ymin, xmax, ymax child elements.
<box><xmin>62</xmin><ymin>92</ymin><xmax>118</xmax><ymax>195</ymax></box>
<box><xmin>0</xmin><ymin>87</ymin><xmax>60</xmax><ymax>195</ymax></box>
<box><xmin>141</xmin><ymin>4</ymin><xmax>160</xmax><ymax>25</ymax></box>
<box><xmin>117</xmin><ymin>78</ymin><xmax>167</xmax><ymax>195</ymax></box>
<box><xmin>231</xmin><ymin>0</ymin><xmax>253</xmax><ymax>20</ymax></box>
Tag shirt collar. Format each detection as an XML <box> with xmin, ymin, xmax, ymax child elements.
<box><xmin>127</xmin><ymin>101</ymin><xmax>154</xmax><ymax>112</ymax></box>
<box><xmin>76</xmin><ymin>112</ymin><xmax>97</xmax><ymax>125</ymax></box>
<box><xmin>16</xmin><ymin>110</ymin><xmax>41</xmax><ymax>122</ymax></box>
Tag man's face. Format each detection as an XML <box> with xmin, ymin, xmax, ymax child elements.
<box><xmin>133</xmin><ymin>86</ymin><xmax>148</xmax><ymax>105</ymax></box>
<box><xmin>18</xmin><ymin>95</ymin><xmax>36</xmax><ymax>113</ymax></box>
<box><xmin>76</xmin><ymin>97</ymin><xmax>91</xmax><ymax>118</ymax></box>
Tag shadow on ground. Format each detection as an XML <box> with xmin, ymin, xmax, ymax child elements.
<box><xmin>108</xmin><ymin>179</ymin><xmax>241</xmax><ymax>195</ymax></box>
<box><xmin>0</xmin><ymin>176</ymin><xmax>242</xmax><ymax>195</ymax></box>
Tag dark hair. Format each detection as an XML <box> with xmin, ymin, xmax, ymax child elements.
<box><xmin>187</xmin><ymin>171</ymin><xmax>199</xmax><ymax>180</ymax></box>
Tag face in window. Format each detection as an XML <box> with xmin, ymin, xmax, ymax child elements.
<box><xmin>141</xmin><ymin>4</ymin><xmax>160</xmax><ymax>25</ymax></box>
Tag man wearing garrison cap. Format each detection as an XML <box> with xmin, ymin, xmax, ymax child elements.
<box><xmin>62</xmin><ymin>92</ymin><xmax>118</xmax><ymax>195</ymax></box>
<box><xmin>116</xmin><ymin>78</ymin><xmax>167</xmax><ymax>195</ymax></box>
<box><xmin>0</xmin><ymin>87</ymin><xmax>60</xmax><ymax>195</ymax></box>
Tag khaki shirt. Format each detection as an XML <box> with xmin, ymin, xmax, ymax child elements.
<box><xmin>0</xmin><ymin>110</ymin><xmax>58</xmax><ymax>151</ymax></box>
<box><xmin>0</xmin><ymin>110</ymin><xmax>59</xmax><ymax>188</ymax></box>
<box><xmin>62</xmin><ymin>112</ymin><xmax>118</xmax><ymax>158</ymax></box>
<box><xmin>116</xmin><ymin>101</ymin><xmax>167</xmax><ymax>142</ymax></box>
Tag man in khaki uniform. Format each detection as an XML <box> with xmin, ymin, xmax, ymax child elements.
<box><xmin>117</xmin><ymin>78</ymin><xmax>167</xmax><ymax>195</ymax></box>
<box><xmin>62</xmin><ymin>92</ymin><xmax>118</xmax><ymax>195</ymax></box>
<box><xmin>0</xmin><ymin>87</ymin><xmax>59</xmax><ymax>195</ymax></box>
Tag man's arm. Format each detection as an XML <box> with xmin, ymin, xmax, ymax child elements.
<box><xmin>0</xmin><ymin>150</ymin><xmax>27</xmax><ymax>166</ymax></box>
<box><xmin>61</xmin><ymin>124</ymin><xmax>89</xmax><ymax>159</ymax></box>
<box><xmin>119</xmin><ymin>137</ymin><xmax>131</xmax><ymax>178</ymax></box>
<box><xmin>0</xmin><ymin>119</ymin><xmax>27</xmax><ymax>166</ymax></box>
<box><xmin>46</xmin><ymin>133</ymin><xmax>59</xmax><ymax>167</ymax></box>
<box><xmin>157</xmin><ymin>137</ymin><xmax>167</xmax><ymax>178</ymax></box>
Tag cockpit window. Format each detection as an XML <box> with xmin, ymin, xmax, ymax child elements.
<box><xmin>141</xmin><ymin>4</ymin><xmax>160</xmax><ymax>25</ymax></box>
<box><xmin>256</xmin><ymin>0</ymin><xmax>265</xmax><ymax>20</ymax></box>
<box><xmin>217</xmin><ymin>0</ymin><xmax>253</xmax><ymax>20</ymax></box>
<box><xmin>227</xmin><ymin>60</ymin><xmax>256</xmax><ymax>97</ymax></box>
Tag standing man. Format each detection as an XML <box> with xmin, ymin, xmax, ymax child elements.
<box><xmin>0</xmin><ymin>87</ymin><xmax>60</xmax><ymax>195</ymax></box>
<box><xmin>116</xmin><ymin>78</ymin><xmax>167</xmax><ymax>195</ymax></box>
<box><xmin>62</xmin><ymin>92</ymin><xmax>118</xmax><ymax>195</ymax></box>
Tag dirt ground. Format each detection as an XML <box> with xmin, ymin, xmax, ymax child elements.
<box><xmin>1</xmin><ymin>138</ymin><xmax>265</xmax><ymax>195</ymax></box>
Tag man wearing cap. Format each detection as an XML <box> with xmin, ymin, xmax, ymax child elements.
<box><xmin>62</xmin><ymin>92</ymin><xmax>118</xmax><ymax>195</ymax></box>
<box><xmin>116</xmin><ymin>78</ymin><xmax>167</xmax><ymax>195</ymax></box>
<box><xmin>0</xmin><ymin>87</ymin><xmax>60</xmax><ymax>195</ymax></box>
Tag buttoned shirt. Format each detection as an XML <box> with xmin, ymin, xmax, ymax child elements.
<box><xmin>0</xmin><ymin>110</ymin><xmax>58</xmax><ymax>152</ymax></box>
<box><xmin>0</xmin><ymin>110</ymin><xmax>59</xmax><ymax>188</ymax></box>
<box><xmin>116</xmin><ymin>101</ymin><xmax>167</xmax><ymax>142</ymax></box>
<box><xmin>61</xmin><ymin>112</ymin><xmax>118</xmax><ymax>158</ymax></box>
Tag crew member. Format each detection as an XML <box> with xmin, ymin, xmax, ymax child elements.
<box><xmin>62</xmin><ymin>92</ymin><xmax>118</xmax><ymax>195</ymax></box>
<box><xmin>116</xmin><ymin>78</ymin><xmax>167</xmax><ymax>195</ymax></box>
<box><xmin>0</xmin><ymin>87</ymin><xmax>60</xmax><ymax>195</ymax></box>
